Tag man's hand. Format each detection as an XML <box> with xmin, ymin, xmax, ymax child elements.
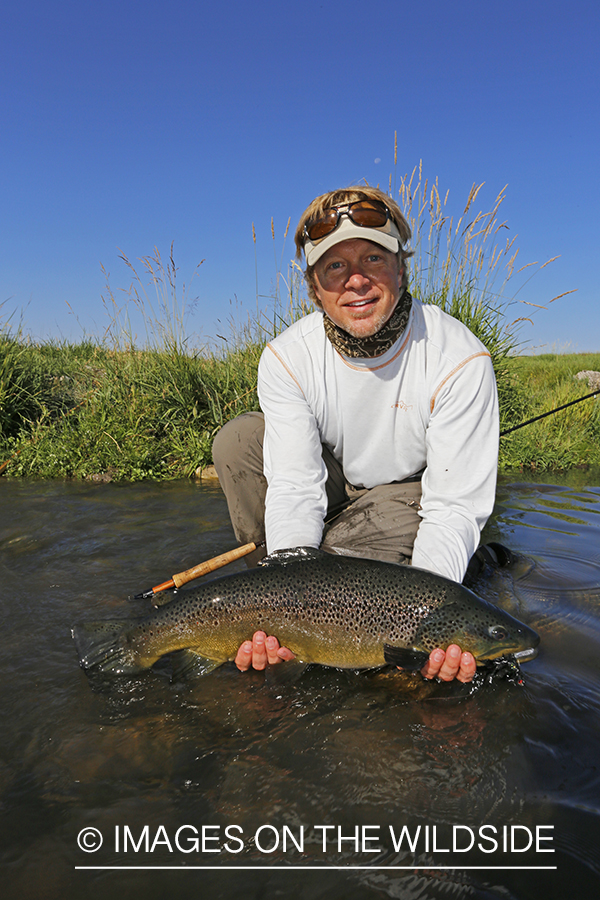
<box><xmin>234</xmin><ymin>631</ymin><xmax>295</xmax><ymax>672</ymax></box>
<box><xmin>419</xmin><ymin>644</ymin><xmax>476</xmax><ymax>683</ymax></box>
<box><xmin>235</xmin><ymin>635</ymin><xmax>475</xmax><ymax>683</ymax></box>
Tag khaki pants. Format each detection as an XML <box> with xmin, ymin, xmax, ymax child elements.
<box><xmin>212</xmin><ymin>413</ymin><xmax>423</xmax><ymax>567</ymax></box>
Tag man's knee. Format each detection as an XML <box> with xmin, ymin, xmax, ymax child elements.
<box><xmin>212</xmin><ymin>413</ymin><xmax>267</xmax><ymax>545</ymax></box>
<box><xmin>321</xmin><ymin>482</ymin><xmax>422</xmax><ymax>564</ymax></box>
<box><xmin>213</xmin><ymin>412</ymin><xmax>265</xmax><ymax>471</ymax></box>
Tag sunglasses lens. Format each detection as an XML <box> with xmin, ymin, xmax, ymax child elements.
<box><xmin>307</xmin><ymin>210</ymin><xmax>339</xmax><ymax>241</ymax></box>
<box><xmin>350</xmin><ymin>201</ymin><xmax>388</xmax><ymax>228</ymax></box>
<box><xmin>306</xmin><ymin>200</ymin><xmax>388</xmax><ymax>242</ymax></box>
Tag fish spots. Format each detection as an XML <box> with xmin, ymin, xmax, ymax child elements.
<box><xmin>97</xmin><ymin>554</ymin><xmax>538</xmax><ymax>673</ymax></box>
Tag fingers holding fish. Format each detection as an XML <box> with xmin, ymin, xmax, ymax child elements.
<box><xmin>268</xmin><ymin>637</ymin><xmax>296</xmax><ymax>665</ymax></box>
<box><xmin>419</xmin><ymin>645</ymin><xmax>476</xmax><ymax>683</ymax></box>
<box><xmin>234</xmin><ymin>631</ymin><xmax>296</xmax><ymax>672</ymax></box>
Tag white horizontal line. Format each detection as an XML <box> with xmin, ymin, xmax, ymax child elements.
<box><xmin>75</xmin><ymin>865</ymin><xmax>558</xmax><ymax>871</ymax></box>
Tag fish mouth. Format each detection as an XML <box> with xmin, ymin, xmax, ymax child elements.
<box><xmin>479</xmin><ymin>645</ymin><xmax>539</xmax><ymax>666</ymax></box>
<box><xmin>512</xmin><ymin>646</ymin><xmax>539</xmax><ymax>663</ymax></box>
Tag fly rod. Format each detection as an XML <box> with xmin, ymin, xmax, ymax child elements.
<box><xmin>135</xmin><ymin>385</ymin><xmax>598</xmax><ymax>599</ymax></box>
<box><xmin>500</xmin><ymin>387</ymin><xmax>600</xmax><ymax>437</ymax></box>
<box><xmin>132</xmin><ymin>540</ymin><xmax>265</xmax><ymax>600</ymax></box>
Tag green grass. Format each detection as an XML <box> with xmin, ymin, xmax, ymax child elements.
<box><xmin>498</xmin><ymin>354</ymin><xmax>600</xmax><ymax>471</ymax></box>
<box><xmin>2</xmin><ymin>163</ymin><xmax>594</xmax><ymax>480</ymax></box>
<box><xmin>3</xmin><ymin>337</ymin><xmax>598</xmax><ymax>480</ymax></box>
<box><xmin>0</xmin><ymin>340</ymin><xmax>265</xmax><ymax>480</ymax></box>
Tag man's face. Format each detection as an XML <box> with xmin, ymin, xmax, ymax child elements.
<box><xmin>312</xmin><ymin>239</ymin><xmax>402</xmax><ymax>338</ymax></box>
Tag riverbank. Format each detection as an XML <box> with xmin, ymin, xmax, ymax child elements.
<box><xmin>5</xmin><ymin>173</ymin><xmax>590</xmax><ymax>479</ymax></box>
<box><xmin>498</xmin><ymin>353</ymin><xmax>600</xmax><ymax>471</ymax></box>
<box><xmin>1</xmin><ymin>330</ymin><xmax>599</xmax><ymax>480</ymax></box>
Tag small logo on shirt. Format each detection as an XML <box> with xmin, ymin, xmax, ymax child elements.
<box><xmin>392</xmin><ymin>401</ymin><xmax>413</xmax><ymax>411</ymax></box>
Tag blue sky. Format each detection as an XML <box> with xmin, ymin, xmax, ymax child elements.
<box><xmin>2</xmin><ymin>0</ymin><xmax>599</xmax><ymax>352</ymax></box>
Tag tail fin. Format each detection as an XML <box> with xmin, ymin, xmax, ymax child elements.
<box><xmin>72</xmin><ymin>619</ymin><xmax>146</xmax><ymax>674</ymax></box>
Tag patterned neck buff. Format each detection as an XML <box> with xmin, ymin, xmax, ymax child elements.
<box><xmin>322</xmin><ymin>290</ymin><xmax>413</xmax><ymax>359</ymax></box>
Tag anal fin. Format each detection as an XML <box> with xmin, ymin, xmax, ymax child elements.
<box><xmin>170</xmin><ymin>649</ymin><xmax>224</xmax><ymax>679</ymax></box>
<box><xmin>264</xmin><ymin>659</ymin><xmax>309</xmax><ymax>686</ymax></box>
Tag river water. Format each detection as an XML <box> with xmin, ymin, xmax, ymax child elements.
<box><xmin>1</xmin><ymin>473</ymin><xmax>600</xmax><ymax>899</ymax></box>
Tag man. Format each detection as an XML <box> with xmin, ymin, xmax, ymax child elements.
<box><xmin>213</xmin><ymin>186</ymin><xmax>499</xmax><ymax>683</ymax></box>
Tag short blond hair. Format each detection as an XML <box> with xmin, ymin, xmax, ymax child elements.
<box><xmin>295</xmin><ymin>186</ymin><xmax>412</xmax><ymax>305</ymax></box>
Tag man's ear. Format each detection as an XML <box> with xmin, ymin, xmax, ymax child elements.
<box><xmin>397</xmin><ymin>263</ymin><xmax>404</xmax><ymax>290</ymax></box>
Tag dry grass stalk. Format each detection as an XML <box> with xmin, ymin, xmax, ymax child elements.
<box><xmin>101</xmin><ymin>243</ymin><xmax>204</xmax><ymax>353</ymax></box>
<box><xmin>396</xmin><ymin>162</ymin><xmax>563</xmax><ymax>338</ymax></box>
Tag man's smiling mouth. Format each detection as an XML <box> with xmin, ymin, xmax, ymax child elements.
<box><xmin>346</xmin><ymin>297</ymin><xmax>377</xmax><ymax>308</ymax></box>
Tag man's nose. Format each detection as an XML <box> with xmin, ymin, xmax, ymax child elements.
<box><xmin>345</xmin><ymin>267</ymin><xmax>370</xmax><ymax>288</ymax></box>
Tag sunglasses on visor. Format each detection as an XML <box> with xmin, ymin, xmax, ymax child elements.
<box><xmin>303</xmin><ymin>199</ymin><xmax>390</xmax><ymax>242</ymax></box>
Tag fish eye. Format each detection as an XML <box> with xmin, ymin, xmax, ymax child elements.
<box><xmin>489</xmin><ymin>626</ymin><xmax>508</xmax><ymax>640</ymax></box>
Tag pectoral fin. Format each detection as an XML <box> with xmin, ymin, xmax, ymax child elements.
<box><xmin>383</xmin><ymin>644</ymin><xmax>430</xmax><ymax>671</ymax></box>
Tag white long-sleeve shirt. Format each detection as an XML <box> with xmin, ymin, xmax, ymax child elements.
<box><xmin>257</xmin><ymin>299</ymin><xmax>499</xmax><ymax>583</ymax></box>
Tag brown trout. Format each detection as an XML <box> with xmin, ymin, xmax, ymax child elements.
<box><xmin>73</xmin><ymin>549</ymin><xmax>540</xmax><ymax>677</ymax></box>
